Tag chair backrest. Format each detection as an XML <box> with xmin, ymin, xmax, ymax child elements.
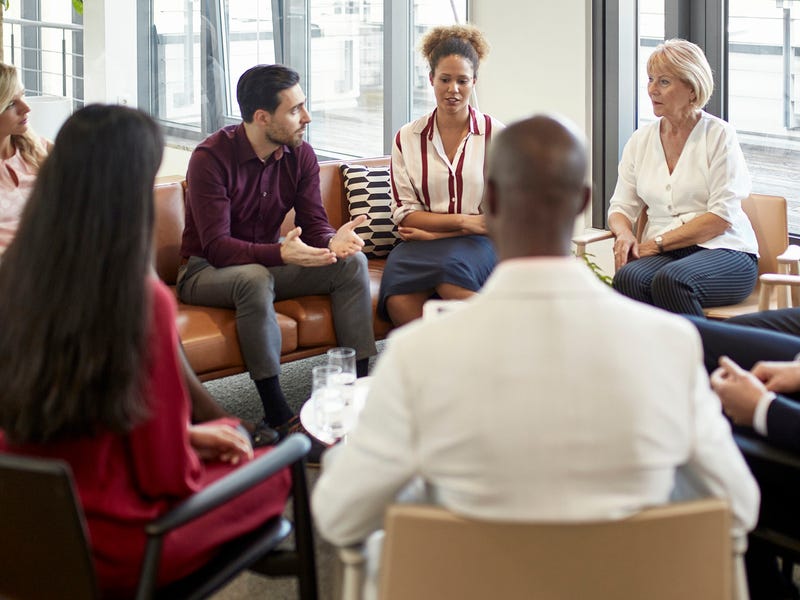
<box><xmin>0</xmin><ymin>453</ymin><xmax>99</xmax><ymax>600</ymax></box>
<box><xmin>742</xmin><ymin>193</ymin><xmax>787</xmax><ymax>277</ymax></box>
<box><xmin>378</xmin><ymin>499</ymin><xmax>732</xmax><ymax>600</ymax></box>
<box><xmin>153</xmin><ymin>177</ymin><xmax>187</xmax><ymax>285</ymax></box>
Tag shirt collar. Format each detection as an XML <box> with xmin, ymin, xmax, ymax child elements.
<box><xmin>481</xmin><ymin>257</ymin><xmax>611</xmax><ymax>298</ymax></box>
<box><xmin>413</xmin><ymin>105</ymin><xmax>487</xmax><ymax>139</ymax></box>
<box><xmin>233</xmin><ymin>122</ymin><xmax>292</xmax><ymax>165</ymax></box>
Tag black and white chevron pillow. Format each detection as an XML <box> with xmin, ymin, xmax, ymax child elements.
<box><xmin>340</xmin><ymin>164</ymin><xmax>400</xmax><ymax>259</ymax></box>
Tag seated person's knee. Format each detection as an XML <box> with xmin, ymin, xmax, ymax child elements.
<box><xmin>232</xmin><ymin>264</ymin><xmax>274</xmax><ymax>303</ymax></box>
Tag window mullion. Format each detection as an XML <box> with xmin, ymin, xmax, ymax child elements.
<box><xmin>593</xmin><ymin>0</ymin><xmax>637</xmax><ymax>229</ymax></box>
<box><xmin>281</xmin><ymin>0</ymin><xmax>309</xmax><ymax>98</ymax></box>
<box><xmin>200</xmin><ymin>0</ymin><xmax>226</xmax><ymax>134</ymax></box>
<box><xmin>383</xmin><ymin>0</ymin><xmax>411</xmax><ymax>156</ymax></box>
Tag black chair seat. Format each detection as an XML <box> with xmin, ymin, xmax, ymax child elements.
<box><xmin>0</xmin><ymin>434</ymin><xmax>317</xmax><ymax>600</ymax></box>
<box><xmin>734</xmin><ymin>431</ymin><xmax>800</xmax><ymax>574</ymax></box>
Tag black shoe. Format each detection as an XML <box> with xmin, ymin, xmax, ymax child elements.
<box><xmin>249</xmin><ymin>420</ymin><xmax>280</xmax><ymax>448</ymax></box>
<box><xmin>276</xmin><ymin>415</ymin><xmax>327</xmax><ymax>467</ymax></box>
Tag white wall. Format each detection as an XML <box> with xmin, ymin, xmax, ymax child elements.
<box><xmin>83</xmin><ymin>1</ymin><xmax>137</xmax><ymax>106</ymax></box>
<box><xmin>471</xmin><ymin>0</ymin><xmax>608</xmax><ymax>272</ymax></box>
<box><xmin>470</xmin><ymin>0</ymin><xmax>592</xmax><ymax>137</ymax></box>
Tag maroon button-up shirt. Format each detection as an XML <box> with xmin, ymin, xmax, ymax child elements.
<box><xmin>180</xmin><ymin>124</ymin><xmax>335</xmax><ymax>267</ymax></box>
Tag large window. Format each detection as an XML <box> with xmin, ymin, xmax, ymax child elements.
<box><xmin>638</xmin><ymin>0</ymin><xmax>665</xmax><ymax>127</ymax></box>
<box><xmin>598</xmin><ymin>0</ymin><xmax>800</xmax><ymax>238</ymax></box>
<box><xmin>728</xmin><ymin>1</ymin><xmax>800</xmax><ymax>235</ymax></box>
<box><xmin>2</xmin><ymin>3</ymin><xmax>83</xmax><ymax>104</ymax></box>
<box><xmin>143</xmin><ymin>0</ymin><xmax>466</xmax><ymax>159</ymax></box>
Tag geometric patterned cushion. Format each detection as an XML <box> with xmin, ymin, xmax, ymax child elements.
<box><xmin>340</xmin><ymin>163</ymin><xmax>400</xmax><ymax>259</ymax></box>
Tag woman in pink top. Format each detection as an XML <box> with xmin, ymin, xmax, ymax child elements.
<box><xmin>0</xmin><ymin>62</ymin><xmax>49</xmax><ymax>257</ymax></box>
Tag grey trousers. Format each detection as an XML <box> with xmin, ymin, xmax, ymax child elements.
<box><xmin>177</xmin><ymin>254</ymin><xmax>377</xmax><ymax>381</ymax></box>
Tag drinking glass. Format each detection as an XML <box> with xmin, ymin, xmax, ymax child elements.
<box><xmin>327</xmin><ymin>347</ymin><xmax>356</xmax><ymax>405</ymax></box>
<box><xmin>312</xmin><ymin>364</ymin><xmax>346</xmax><ymax>440</ymax></box>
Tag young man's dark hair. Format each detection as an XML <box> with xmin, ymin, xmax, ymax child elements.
<box><xmin>236</xmin><ymin>64</ymin><xmax>300</xmax><ymax>122</ymax></box>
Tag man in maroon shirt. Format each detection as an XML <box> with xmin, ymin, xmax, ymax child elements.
<box><xmin>177</xmin><ymin>64</ymin><xmax>376</xmax><ymax>439</ymax></box>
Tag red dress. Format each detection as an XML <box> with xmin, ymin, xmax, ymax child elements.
<box><xmin>0</xmin><ymin>279</ymin><xmax>291</xmax><ymax>595</ymax></box>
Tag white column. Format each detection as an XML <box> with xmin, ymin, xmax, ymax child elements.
<box><xmin>83</xmin><ymin>0</ymin><xmax>138</xmax><ymax>106</ymax></box>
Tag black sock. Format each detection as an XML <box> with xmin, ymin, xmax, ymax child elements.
<box><xmin>254</xmin><ymin>376</ymin><xmax>294</xmax><ymax>427</ymax></box>
<box><xmin>356</xmin><ymin>358</ymin><xmax>370</xmax><ymax>378</ymax></box>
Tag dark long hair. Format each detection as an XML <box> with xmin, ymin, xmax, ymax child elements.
<box><xmin>0</xmin><ymin>104</ymin><xmax>164</xmax><ymax>443</ymax></box>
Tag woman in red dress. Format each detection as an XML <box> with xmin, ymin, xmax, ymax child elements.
<box><xmin>0</xmin><ymin>104</ymin><xmax>291</xmax><ymax>596</ymax></box>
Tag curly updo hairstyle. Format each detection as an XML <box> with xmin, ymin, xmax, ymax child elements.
<box><xmin>419</xmin><ymin>24</ymin><xmax>490</xmax><ymax>76</ymax></box>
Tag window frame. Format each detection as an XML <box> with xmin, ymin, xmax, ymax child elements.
<box><xmin>138</xmin><ymin>0</ymin><xmax>467</xmax><ymax>159</ymax></box>
<box><xmin>593</xmin><ymin>0</ymin><xmax>727</xmax><ymax>229</ymax></box>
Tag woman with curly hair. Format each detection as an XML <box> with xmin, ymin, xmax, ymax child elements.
<box><xmin>0</xmin><ymin>62</ymin><xmax>49</xmax><ymax>257</ymax></box>
<box><xmin>0</xmin><ymin>104</ymin><xmax>291</xmax><ymax>595</ymax></box>
<box><xmin>379</xmin><ymin>24</ymin><xmax>504</xmax><ymax>325</ymax></box>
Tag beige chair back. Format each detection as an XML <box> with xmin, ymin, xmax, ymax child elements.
<box><xmin>704</xmin><ymin>194</ymin><xmax>788</xmax><ymax>318</ymax></box>
<box><xmin>742</xmin><ymin>193</ymin><xmax>787</xmax><ymax>277</ymax></box>
<box><xmin>378</xmin><ymin>499</ymin><xmax>732</xmax><ymax>600</ymax></box>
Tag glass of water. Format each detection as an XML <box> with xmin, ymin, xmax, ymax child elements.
<box><xmin>312</xmin><ymin>364</ymin><xmax>346</xmax><ymax>441</ymax></box>
<box><xmin>327</xmin><ymin>347</ymin><xmax>356</xmax><ymax>403</ymax></box>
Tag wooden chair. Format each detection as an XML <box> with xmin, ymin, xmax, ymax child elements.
<box><xmin>371</xmin><ymin>500</ymin><xmax>733</xmax><ymax>600</ymax></box>
<box><xmin>0</xmin><ymin>434</ymin><xmax>318</xmax><ymax>600</ymax></box>
<box><xmin>574</xmin><ymin>194</ymin><xmax>799</xmax><ymax>319</ymax></box>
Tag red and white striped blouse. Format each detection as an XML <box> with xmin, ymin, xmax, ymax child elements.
<box><xmin>390</xmin><ymin>106</ymin><xmax>503</xmax><ymax>224</ymax></box>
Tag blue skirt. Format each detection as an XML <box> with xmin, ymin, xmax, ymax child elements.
<box><xmin>377</xmin><ymin>235</ymin><xmax>497</xmax><ymax>320</ymax></box>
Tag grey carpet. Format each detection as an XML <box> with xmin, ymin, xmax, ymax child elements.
<box><xmin>207</xmin><ymin>341</ymin><xmax>385</xmax><ymax>600</ymax></box>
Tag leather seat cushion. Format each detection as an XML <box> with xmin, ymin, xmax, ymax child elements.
<box><xmin>175</xmin><ymin>298</ymin><xmax>298</xmax><ymax>375</ymax></box>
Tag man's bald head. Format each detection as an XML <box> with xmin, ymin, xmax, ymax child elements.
<box><xmin>484</xmin><ymin>114</ymin><xmax>590</xmax><ymax>260</ymax></box>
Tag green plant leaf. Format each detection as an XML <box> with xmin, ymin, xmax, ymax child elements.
<box><xmin>72</xmin><ymin>0</ymin><xmax>83</xmax><ymax>15</ymax></box>
<box><xmin>577</xmin><ymin>251</ymin><xmax>613</xmax><ymax>286</ymax></box>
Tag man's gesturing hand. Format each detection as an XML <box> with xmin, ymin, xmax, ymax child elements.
<box><xmin>280</xmin><ymin>226</ymin><xmax>337</xmax><ymax>266</ymax></box>
<box><xmin>328</xmin><ymin>215</ymin><xmax>367</xmax><ymax>258</ymax></box>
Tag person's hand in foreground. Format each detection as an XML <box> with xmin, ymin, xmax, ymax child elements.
<box><xmin>751</xmin><ymin>360</ymin><xmax>800</xmax><ymax>395</ymax></box>
<box><xmin>189</xmin><ymin>423</ymin><xmax>255</xmax><ymax>464</ymax></box>
<box><xmin>710</xmin><ymin>355</ymin><xmax>768</xmax><ymax>427</ymax></box>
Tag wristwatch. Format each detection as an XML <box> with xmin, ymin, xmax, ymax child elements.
<box><xmin>655</xmin><ymin>235</ymin><xmax>664</xmax><ymax>253</ymax></box>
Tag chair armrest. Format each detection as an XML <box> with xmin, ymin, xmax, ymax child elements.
<box><xmin>135</xmin><ymin>434</ymin><xmax>310</xmax><ymax>600</ymax></box>
<box><xmin>572</xmin><ymin>229</ymin><xmax>614</xmax><ymax>257</ymax></box>
<box><xmin>338</xmin><ymin>544</ymin><xmax>368</xmax><ymax>600</ymax></box>
<box><xmin>147</xmin><ymin>433</ymin><xmax>310</xmax><ymax>536</ymax></box>
<box><xmin>777</xmin><ymin>245</ymin><xmax>800</xmax><ymax>285</ymax></box>
<box><xmin>759</xmin><ymin>273</ymin><xmax>800</xmax><ymax>287</ymax></box>
<box><xmin>734</xmin><ymin>432</ymin><xmax>800</xmax><ymax>472</ymax></box>
<box><xmin>758</xmin><ymin>273</ymin><xmax>800</xmax><ymax>310</ymax></box>
<box><xmin>777</xmin><ymin>244</ymin><xmax>800</xmax><ymax>265</ymax></box>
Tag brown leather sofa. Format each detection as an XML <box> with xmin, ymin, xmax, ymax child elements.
<box><xmin>153</xmin><ymin>157</ymin><xmax>393</xmax><ymax>382</ymax></box>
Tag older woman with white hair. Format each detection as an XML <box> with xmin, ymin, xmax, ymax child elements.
<box><xmin>608</xmin><ymin>38</ymin><xmax>758</xmax><ymax>316</ymax></box>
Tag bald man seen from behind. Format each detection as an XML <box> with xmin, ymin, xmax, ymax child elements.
<box><xmin>312</xmin><ymin>114</ymin><xmax>759</xmax><ymax>600</ymax></box>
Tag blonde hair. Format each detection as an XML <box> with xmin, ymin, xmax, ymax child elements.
<box><xmin>419</xmin><ymin>24</ymin><xmax>490</xmax><ymax>75</ymax></box>
<box><xmin>647</xmin><ymin>39</ymin><xmax>714</xmax><ymax>108</ymax></box>
<box><xmin>0</xmin><ymin>63</ymin><xmax>47</xmax><ymax>170</ymax></box>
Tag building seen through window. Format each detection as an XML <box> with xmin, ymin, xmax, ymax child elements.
<box><xmin>148</xmin><ymin>0</ymin><xmax>465</xmax><ymax>158</ymax></box>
